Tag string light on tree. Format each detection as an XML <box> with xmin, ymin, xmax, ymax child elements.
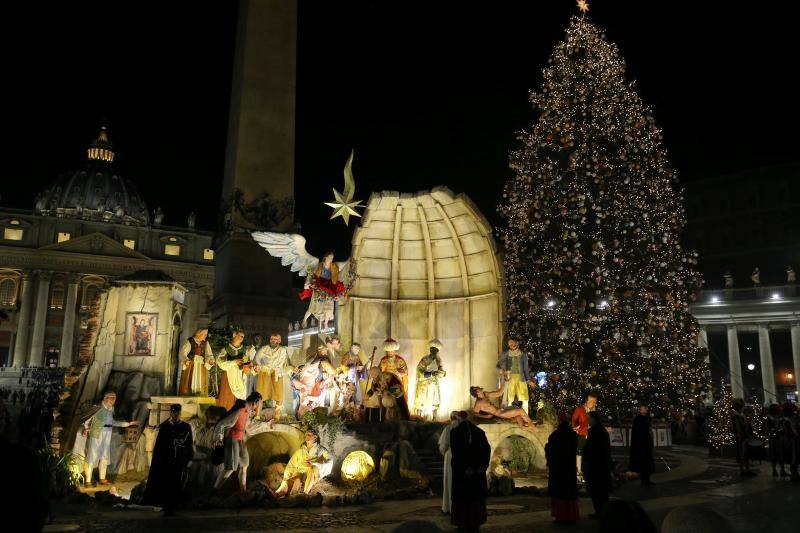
<box><xmin>707</xmin><ymin>380</ymin><xmax>736</xmax><ymax>449</ymax></box>
<box><xmin>497</xmin><ymin>9</ymin><xmax>709</xmax><ymax>417</ymax></box>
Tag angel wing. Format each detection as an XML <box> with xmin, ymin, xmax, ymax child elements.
<box><xmin>251</xmin><ymin>232</ymin><xmax>319</xmax><ymax>276</ymax></box>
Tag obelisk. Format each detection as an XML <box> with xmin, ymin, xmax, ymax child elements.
<box><xmin>210</xmin><ymin>0</ymin><xmax>297</xmax><ymax>335</ymax></box>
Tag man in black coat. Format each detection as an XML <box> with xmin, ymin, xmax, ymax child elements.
<box><xmin>450</xmin><ymin>412</ymin><xmax>491</xmax><ymax>530</ymax></box>
<box><xmin>629</xmin><ymin>403</ymin><xmax>655</xmax><ymax>485</ymax></box>
<box><xmin>144</xmin><ymin>404</ymin><xmax>193</xmax><ymax>516</ymax></box>
<box><xmin>582</xmin><ymin>411</ymin><xmax>612</xmax><ymax>517</ymax></box>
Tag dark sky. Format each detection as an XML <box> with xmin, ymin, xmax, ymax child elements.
<box><xmin>2</xmin><ymin>1</ymin><xmax>797</xmax><ymax>258</ymax></box>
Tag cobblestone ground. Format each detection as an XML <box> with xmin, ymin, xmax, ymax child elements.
<box><xmin>45</xmin><ymin>446</ymin><xmax>800</xmax><ymax>533</ymax></box>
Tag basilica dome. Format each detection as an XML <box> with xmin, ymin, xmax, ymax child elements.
<box><xmin>35</xmin><ymin>126</ymin><xmax>149</xmax><ymax>226</ymax></box>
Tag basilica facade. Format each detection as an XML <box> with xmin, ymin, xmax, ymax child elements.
<box><xmin>0</xmin><ymin>126</ymin><xmax>215</xmax><ymax>369</ymax></box>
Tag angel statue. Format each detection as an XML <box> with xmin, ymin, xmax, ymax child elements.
<box><xmin>251</xmin><ymin>233</ymin><xmax>357</xmax><ymax>330</ymax></box>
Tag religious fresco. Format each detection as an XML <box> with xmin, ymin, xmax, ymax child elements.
<box><xmin>126</xmin><ymin>313</ymin><xmax>157</xmax><ymax>356</ymax></box>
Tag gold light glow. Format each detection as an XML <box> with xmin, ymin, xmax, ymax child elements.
<box><xmin>3</xmin><ymin>228</ymin><xmax>23</xmax><ymax>241</ymax></box>
<box><xmin>164</xmin><ymin>244</ymin><xmax>181</xmax><ymax>256</ymax></box>
<box><xmin>341</xmin><ymin>451</ymin><xmax>374</xmax><ymax>482</ymax></box>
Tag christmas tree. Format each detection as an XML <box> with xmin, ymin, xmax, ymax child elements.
<box><xmin>497</xmin><ymin>7</ymin><xmax>708</xmax><ymax>417</ymax></box>
<box><xmin>707</xmin><ymin>381</ymin><xmax>735</xmax><ymax>450</ymax></box>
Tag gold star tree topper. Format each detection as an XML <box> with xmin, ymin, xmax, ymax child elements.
<box><xmin>577</xmin><ymin>0</ymin><xmax>590</xmax><ymax>14</ymax></box>
<box><xmin>325</xmin><ymin>149</ymin><xmax>364</xmax><ymax>225</ymax></box>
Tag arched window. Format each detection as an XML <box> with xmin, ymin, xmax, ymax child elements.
<box><xmin>50</xmin><ymin>279</ymin><xmax>65</xmax><ymax>310</ymax></box>
<box><xmin>81</xmin><ymin>284</ymin><xmax>100</xmax><ymax>310</ymax></box>
<box><xmin>0</xmin><ymin>278</ymin><xmax>17</xmax><ymax>306</ymax></box>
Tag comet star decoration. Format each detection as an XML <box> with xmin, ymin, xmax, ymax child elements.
<box><xmin>325</xmin><ymin>150</ymin><xmax>364</xmax><ymax>225</ymax></box>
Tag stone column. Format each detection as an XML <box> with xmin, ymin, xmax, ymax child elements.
<box><xmin>791</xmin><ymin>324</ymin><xmax>800</xmax><ymax>394</ymax></box>
<box><xmin>29</xmin><ymin>271</ymin><xmax>52</xmax><ymax>367</ymax></box>
<box><xmin>58</xmin><ymin>275</ymin><xmax>80</xmax><ymax>367</ymax></box>
<box><xmin>698</xmin><ymin>325</ymin><xmax>710</xmax><ymax>367</ymax></box>
<box><xmin>726</xmin><ymin>325</ymin><xmax>744</xmax><ymax>399</ymax></box>
<box><xmin>11</xmin><ymin>272</ymin><xmax>34</xmax><ymax>367</ymax></box>
<box><xmin>757</xmin><ymin>324</ymin><xmax>777</xmax><ymax>403</ymax></box>
<box><xmin>210</xmin><ymin>0</ymin><xmax>296</xmax><ymax>335</ymax></box>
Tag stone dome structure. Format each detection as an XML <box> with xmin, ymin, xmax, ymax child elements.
<box><xmin>35</xmin><ymin>126</ymin><xmax>149</xmax><ymax>226</ymax></box>
<box><xmin>337</xmin><ymin>187</ymin><xmax>504</xmax><ymax>416</ymax></box>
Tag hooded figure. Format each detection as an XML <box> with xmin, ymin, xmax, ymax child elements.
<box><xmin>438</xmin><ymin>411</ymin><xmax>460</xmax><ymax>513</ymax></box>
<box><xmin>449</xmin><ymin>412</ymin><xmax>491</xmax><ymax>529</ymax></box>
<box><xmin>545</xmin><ymin>413</ymin><xmax>580</xmax><ymax>523</ymax></box>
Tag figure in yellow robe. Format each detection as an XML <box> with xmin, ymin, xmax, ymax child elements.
<box><xmin>273</xmin><ymin>430</ymin><xmax>332</xmax><ymax>496</ymax></box>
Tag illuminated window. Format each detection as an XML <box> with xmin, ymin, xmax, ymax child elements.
<box><xmin>0</xmin><ymin>278</ymin><xmax>17</xmax><ymax>306</ymax></box>
<box><xmin>164</xmin><ymin>244</ymin><xmax>181</xmax><ymax>256</ymax></box>
<box><xmin>50</xmin><ymin>281</ymin><xmax>65</xmax><ymax>310</ymax></box>
<box><xmin>123</xmin><ymin>239</ymin><xmax>136</xmax><ymax>250</ymax></box>
<box><xmin>81</xmin><ymin>284</ymin><xmax>100</xmax><ymax>310</ymax></box>
<box><xmin>203</xmin><ymin>248</ymin><xmax>214</xmax><ymax>260</ymax></box>
<box><xmin>57</xmin><ymin>232</ymin><xmax>71</xmax><ymax>243</ymax></box>
<box><xmin>3</xmin><ymin>228</ymin><xmax>24</xmax><ymax>241</ymax></box>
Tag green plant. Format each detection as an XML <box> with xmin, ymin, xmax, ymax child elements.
<box><xmin>535</xmin><ymin>401</ymin><xmax>557</xmax><ymax>426</ymax></box>
<box><xmin>299</xmin><ymin>408</ymin><xmax>346</xmax><ymax>449</ymax></box>
<box><xmin>507</xmin><ymin>437</ymin><xmax>537</xmax><ymax>474</ymax></box>
<box><xmin>206</xmin><ymin>323</ymin><xmax>245</xmax><ymax>352</ymax></box>
<box><xmin>37</xmin><ymin>447</ymin><xmax>82</xmax><ymax>497</ymax></box>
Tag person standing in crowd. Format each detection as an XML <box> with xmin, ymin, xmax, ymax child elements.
<box><xmin>767</xmin><ymin>403</ymin><xmax>788</xmax><ymax>477</ymax></box>
<box><xmin>212</xmin><ymin>392</ymin><xmax>263</xmax><ymax>494</ymax></box>
<box><xmin>144</xmin><ymin>404</ymin><xmax>193</xmax><ymax>516</ymax></box>
<box><xmin>572</xmin><ymin>392</ymin><xmax>597</xmax><ymax>478</ymax></box>
<box><xmin>438</xmin><ymin>411</ymin><xmax>460</xmax><ymax>514</ymax></box>
<box><xmin>450</xmin><ymin>411</ymin><xmax>491</xmax><ymax>530</ymax></box>
<box><xmin>731</xmin><ymin>398</ymin><xmax>756</xmax><ymax>477</ymax></box>
<box><xmin>630</xmin><ymin>403</ymin><xmax>655</xmax><ymax>485</ymax></box>
<box><xmin>545</xmin><ymin>413</ymin><xmax>580</xmax><ymax>524</ymax></box>
<box><xmin>782</xmin><ymin>402</ymin><xmax>800</xmax><ymax>481</ymax></box>
<box><xmin>583</xmin><ymin>411</ymin><xmax>612</xmax><ymax>518</ymax></box>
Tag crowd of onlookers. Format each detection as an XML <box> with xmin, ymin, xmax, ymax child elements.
<box><xmin>0</xmin><ymin>367</ymin><xmax>66</xmax><ymax>449</ymax></box>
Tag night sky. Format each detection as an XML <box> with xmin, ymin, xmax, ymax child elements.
<box><xmin>2</xmin><ymin>1</ymin><xmax>797</xmax><ymax>259</ymax></box>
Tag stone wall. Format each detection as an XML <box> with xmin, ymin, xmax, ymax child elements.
<box><xmin>478</xmin><ymin>421</ymin><xmax>552</xmax><ymax>471</ymax></box>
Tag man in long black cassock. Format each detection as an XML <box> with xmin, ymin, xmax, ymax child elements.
<box><xmin>582</xmin><ymin>411</ymin><xmax>612</xmax><ymax>518</ymax></box>
<box><xmin>450</xmin><ymin>411</ymin><xmax>491</xmax><ymax>531</ymax></box>
<box><xmin>629</xmin><ymin>402</ymin><xmax>655</xmax><ymax>485</ymax></box>
<box><xmin>145</xmin><ymin>404</ymin><xmax>193</xmax><ymax>516</ymax></box>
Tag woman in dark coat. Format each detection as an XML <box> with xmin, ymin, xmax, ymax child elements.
<box><xmin>545</xmin><ymin>413</ymin><xmax>579</xmax><ymax>523</ymax></box>
<box><xmin>629</xmin><ymin>403</ymin><xmax>655</xmax><ymax>485</ymax></box>
<box><xmin>582</xmin><ymin>411</ymin><xmax>612</xmax><ymax>517</ymax></box>
<box><xmin>450</xmin><ymin>412</ymin><xmax>491</xmax><ymax>530</ymax></box>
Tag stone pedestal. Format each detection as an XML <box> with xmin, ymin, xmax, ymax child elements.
<box><xmin>210</xmin><ymin>233</ymin><xmax>294</xmax><ymax>335</ymax></box>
